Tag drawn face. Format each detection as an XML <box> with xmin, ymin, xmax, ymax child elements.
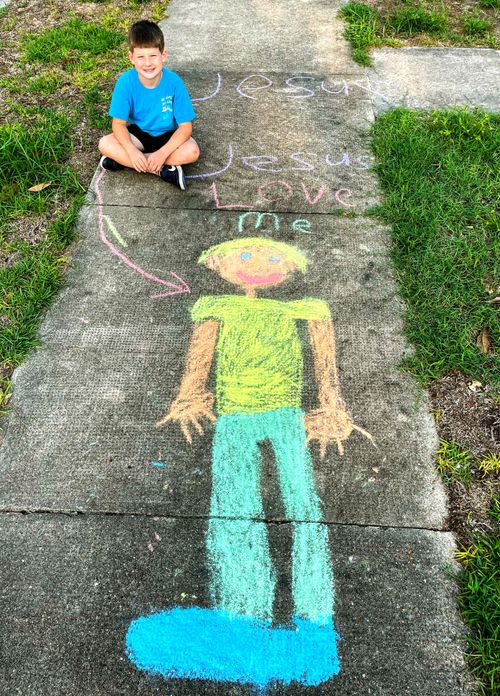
<box><xmin>129</xmin><ymin>46</ymin><xmax>167</xmax><ymax>85</ymax></box>
<box><xmin>208</xmin><ymin>246</ymin><xmax>297</xmax><ymax>293</ymax></box>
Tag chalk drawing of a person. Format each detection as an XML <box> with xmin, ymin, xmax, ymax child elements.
<box><xmin>126</xmin><ymin>237</ymin><xmax>372</xmax><ymax>690</ymax></box>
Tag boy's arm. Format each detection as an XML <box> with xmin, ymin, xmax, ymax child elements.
<box><xmin>111</xmin><ymin>118</ymin><xmax>149</xmax><ymax>172</ymax></box>
<box><xmin>146</xmin><ymin>122</ymin><xmax>193</xmax><ymax>173</ymax></box>
<box><xmin>156</xmin><ymin>320</ymin><xmax>218</xmax><ymax>443</ymax></box>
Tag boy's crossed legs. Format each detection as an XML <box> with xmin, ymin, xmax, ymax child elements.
<box><xmin>98</xmin><ymin>125</ymin><xmax>199</xmax><ymax>189</ymax></box>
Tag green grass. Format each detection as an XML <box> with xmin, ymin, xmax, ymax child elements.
<box><xmin>436</xmin><ymin>442</ymin><xmax>500</xmax><ymax>484</ymax></box>
<box><xmin>82</xmin><ymin>86</ymin><xmax>113</xmax><ymax>131</ymax></box>
<box><xmin>490</xmin><ymin>495</ymin><xmax>500</xmax><ymax>522</ymax></box>
<box><xmin>26</xmin><ymin>71</ymin><xmax>65</xmax><ymax>95</ymax></box>
<box><xmin>463</xmin><ymin>15</ymin><xmax>492</xmax><ymax>35</ymax></box>
<box><xmin>436</xmin><ymin>440</ymin><xmax>475</xmax><ymax>483</ymax></box>
<box><xmin>387</xmin><ymin>5</ymin><xmax>448</xmax><ymax>34</ymax></box>
<box><xmin>340</xmin><ymin>2</ymin><xmax>380</xmax><ymax>65</ymax></box>
<box><xmin>478</xmin><ymin>455</ymin><xmax>500</xmax><ymax>477</ymax></box>
<box><xmin>371</xmin><ymin>108</ymin><xmax>499</xmax><ymax>386</ymax></box>
<box><xmin>0</xmin><ymin>109</ymin><xmax>84</xmax><ymax>364</ymax></box>
<box><xmin>456</xmin><ymin>535</ymin><xmax>500</xmax><ymax>694</ymax></box>
<box><xmin>23</xmin><ymin>18</ymin><xmax>124</xmax><ymax>64</ymax></box>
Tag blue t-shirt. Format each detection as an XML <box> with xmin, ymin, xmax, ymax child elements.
<box><xmin>109</xmin><ymin>68</ymin><xmax>196</xmax><ymax>136</ymax></box>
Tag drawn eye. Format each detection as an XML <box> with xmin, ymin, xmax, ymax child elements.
<box><xmin>240</xmin><ymin>252</ymin><xmax>252</xmax><ymax>261</ymax></box>
<box><xmin>269</xmin><ymin>256</ymin><xmax>280</xmax><ymax>264</ymax></box>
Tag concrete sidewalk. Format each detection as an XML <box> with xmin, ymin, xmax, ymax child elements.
<box><xmin>0</xmin><ymin>1</ymin><xmax>485</xmax><ymax>694</ymax></box>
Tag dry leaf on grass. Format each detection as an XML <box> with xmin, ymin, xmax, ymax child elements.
<box><xmin>476</xmin><ymin>328</ymin><xmax>491</xmax><ymax>354</ymax></box>
<box><xmin>28</xmin><ymin>182</ymin><xmax>51</xmax><ymax>192</ymax></box>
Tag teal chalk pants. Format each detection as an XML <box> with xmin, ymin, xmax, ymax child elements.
<box><xmin>207</xmin><ymin>407</ymin><xmax>334</xmax><ymax>624</ymax></box>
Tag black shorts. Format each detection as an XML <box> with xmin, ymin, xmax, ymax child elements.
<box><xmin>127</xmin><ymin>124</ymin><xmax>175</xmax><ymax>153</ymax></box>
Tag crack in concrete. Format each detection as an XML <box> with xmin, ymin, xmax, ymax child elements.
<box><xmin>84</xmin><ymin>201</ymin><xmax>372</xmax><ymax>217</ymax></box>
<box><xmin>0</xmin><ymin>506</ymin><xmax>448</xmax><ymax>533</ymax></box>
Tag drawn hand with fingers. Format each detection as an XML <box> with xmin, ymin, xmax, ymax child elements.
<box><xmin>305</xmin><ymin>404</ymin><xmax>374</xmax><ymax>458</ymax></box>
<box><xmin>156</xmin><ymin>388</ymin><xmax>216</xmax><ymax>444</ymax></box>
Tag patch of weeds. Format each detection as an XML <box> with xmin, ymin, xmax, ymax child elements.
<box><xmin>387</xmin><ymin>4</ymin><xmax>448</xmax><ymax>34</ymax></box>
<box><xmin>1</xmin><ymin>250</ymin><xmax>69</xmax><ymax>363</ymax></box>
<box><xmin>478</xmin><ymin>455</ymin><xmax>500</xmax><ymax>477</ymax></box>
<box><xmin>100</xmin><ymin>6</ymin><xmax>131</xmax><ymax>32</ymax></box>
<box><xmin>0</xmin><ymin>197</ymin><xmax>82</xmax><ymax>365</ymax></box>
<box><xmin>480</xmin><ymin>0</ymin><xmax>499</xmax><ymax>8</ymax></box>
<box><xmin>340</xmin><ymin>2</ymin><xmax>380</xmax><ymax>65</ymax></box>
<box><xmin>152</xmin><ymin>1</ymin><xmax>170</xmax><ymax>22</ymax></box>
<box><xmin>490</xmin><ymin>495</ymin><xmax>500</xmax><ymax>521</ymax></box>
<box><xmin>431</xmin><ymin>107</ymin><xmax>494</xmax><ymax>142</ymax></box>
<box><xmin>456</xmin><ymin>535</ymin><xmax>500</xmax><ymax>694</ymax></box>
<box><xmin>383</xmin><ymin>36</ymin><xmax>405</xmax><ymax>47</ymax></box>
<box><xmin>463</xmin><ymin>14</ymin><xmax>492</xmax><ymax>36</ymax></box>
<box><xmin>0</xmin><ymin>77</ymin><xmax>24</xmax><ymax>95</ymax></box>
<box><xmin>0</xmin><ymin>109</ymin><xmax>84</xmax><ymax>364</ymax></box>
<box><xmin>436</xmin><ymin>440</ymin><xmax>475</xmax><ymax>483</ymax></box>
<box><xmin>82</xmin><ymin>86</ymin><xmax>112</xmax><ymax>131</ymax></box>
<box><xmin>23</xmin><ymin>18</ymin><xmax>125</xmax><ymax>65</ymax></box>
<box><xmin>1</xmin><ymin>16</ymin><xmax>18</xmax><ymax>31</ymax></box>
<box><xmin>1</xmin><ymin>109</ymin><xmax>75</xmax><ymax>193</ymax></box>
<box><xmin>27</xmin><ymin>71</ymin><xmax>65</xmax><ymax>95</ymax></box>
<box><xmin>0</xmin><ymin>376</ymin><xmax>13</xmax><ymax>413</ymax></box>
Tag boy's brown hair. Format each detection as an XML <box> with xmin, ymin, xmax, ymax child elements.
<box><xmin>128</xmin><ymin>20</ymin><xmax>165</xmax><ymax>52</ymax></box>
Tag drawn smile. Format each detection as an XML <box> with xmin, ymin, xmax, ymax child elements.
<box><xmin>237</xmin><ymin>271</ymin><xmax>283</xmax><ymax>285</ymax></box>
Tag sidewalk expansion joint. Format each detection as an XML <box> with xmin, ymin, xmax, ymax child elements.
<box><xmin>85</xmin><ymin>201</ymin><xmax>374</xmax><ymax>217</ymax></box>
<box><xmin>0</xmin><ymin>507</ymin><xmax>448</xmax><ymax>534</ymax></box>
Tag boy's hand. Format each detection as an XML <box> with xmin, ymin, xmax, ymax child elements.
<box><xmin>127</xmin><ymin>147</ymin><xmax>149</xmax><ymax>173</ymax></box>
<box><xmin>156</xmin><ymin>389</ymin><xmax>216</xmax><ymax>444</ymax></box>
<box><xmin>146</xmin><ymin>148</ymin><xmax>168</xmax><ymax>174</ymax></box>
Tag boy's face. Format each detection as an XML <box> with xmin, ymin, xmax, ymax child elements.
<box><xmin>206</xmin><ymin>245</ymin><xmax>298</xmax><ymax>293</ymax></box>
<box><xmin>129</xmin><ymin>46</ymin><xmax>167</xmax><ymax>84</ymax></box>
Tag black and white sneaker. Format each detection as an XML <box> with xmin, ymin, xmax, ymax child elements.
<box><xmin>159</xmin><ymin>164</ymin><xmax>186</xmax><ymax>190</ymax></box>
<box><xmin>100</xmin><ymin>156</ymin><xmax>126</xmax><ymax>172</ymax></box>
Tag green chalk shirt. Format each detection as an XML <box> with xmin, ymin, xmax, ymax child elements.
<box><xmin>191</xmin><ymin>295</ymin><xmax>330</xmax><ymax>415</ymax></box>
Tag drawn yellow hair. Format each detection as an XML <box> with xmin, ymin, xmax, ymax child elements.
<box><xmin>198</xmin><ymin>238</ymin><xmax>308</xmax><ymax>273</ymax></box>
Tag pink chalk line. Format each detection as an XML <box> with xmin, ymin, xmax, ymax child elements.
<box><xmin>94</xmin><ymin>168</ymin><xmax>191</xmax><ymax>299</ymax></box>
<box><xmin>334</xmin><ymin>188</ymin><xmax>354</xmax><ymax>208</ymax></box>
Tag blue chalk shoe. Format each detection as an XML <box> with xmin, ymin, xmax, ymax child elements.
<box><xmin>125</xmin><ymin>606</ymin><xmax>340</xmax><ymax>690</ymax></box>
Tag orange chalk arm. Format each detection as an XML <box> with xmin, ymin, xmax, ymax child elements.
<box><xmin>307</xmin><ymin>319</ymin><xmax>346</xmax><ymax>408</ymax></box>
<box><xmin>156</xmin><ymin>320</ymin><xmax>219</xmax><ymax>443</ymax></box>
<box><xmin>176</xmin><ymin>320</ymin><xmax>219</xmax><ymax>399</ymax></box>
<box><xmin>305</xmin><ymin>319</ymin><xmax>353</xmax><ymax>458</ymax></box>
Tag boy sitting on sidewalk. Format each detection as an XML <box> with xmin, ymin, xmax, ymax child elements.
<box><xmin>98</xmin><ymin>20</ymin><xmax>199</xmax><ymax>190</ymax></box>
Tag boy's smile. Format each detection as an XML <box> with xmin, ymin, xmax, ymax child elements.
<box><xmin>129</xmin><ymin>46</ymin><xmax>168</xmax><ymax>87</ymax></box>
